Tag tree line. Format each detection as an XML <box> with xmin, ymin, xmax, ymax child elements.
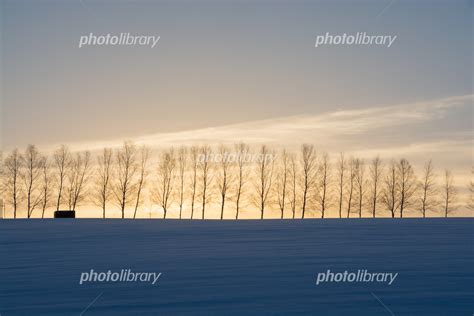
<box><xmin>1</xmin><ymin>142</ymin><xmax>472</xmax><ymax>219</ymax></box>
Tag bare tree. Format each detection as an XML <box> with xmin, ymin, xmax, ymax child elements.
<box><xmin>354</xmin><ymin>159</ymin><xmax>366</xmax><ymax>218</ymax></box>
<box><xmin>336</xmin><ymin>153</ymin><xmax>346</xmax><ymax>218</ymax></box>
<box><xmin>275</xmin><ymin>149</ymin><xmax>289</xmax><ymax>219</ymax></box>
<box><xmin>289</xmin><ymin>154</ymin><xmax>298</xmax><ymax>219</ymax></box>
<box><xmin>346</xmin><ymin>158</ymin><xmax>356</xmax><ymax>218</ymax></box>
<box><xmin>234</xmin><ymin>143</ymin><xmax>250</xmax><ymax>220</ymax></box>
<box><xmin>419</xmin><ymin>160</ymin><xmax>438</xmax><ymax>218</ymax></box>
<box><xmin>217</xmin><ymin>145</ymin><xmax>233</xmax><ymax>220</ymax></box>
<box><xmin>114</xmin><ymin>141</ymin><xmax>138</xmax><ymax>218</ymax></box>
<box><xmin>22</xmin><ymin>145</ymin><xmax>43</xmax><ymax>218</ymax></box>
<box><xmin>67</xmin><ymin>151</ymin><xmax>92</xmax><ymax>211</ymax></box>
<box><xmin>317</xmin><ymin>153</ymin><xmax>331</xmax><ymax>218</ymax></box>
<box><xmin>468</xmin><ymin>168</ymin><xmax>474</xmax><ymax>211</ymax></box>
<box><xmin>189</xmin><ymin>146</ymin><xmax>199</xmax><ymax>219</ymax></box>
<box><xmin>443</xmin><ymin>169</ymin><xmax>457</xmax><ymax>217</ymax></box>
<box><xmin>254</xmin><ymin>145</ymin><xmax>274</xmax><ymax>219</ymax></box>
<box><xmin>0</xmin><ymin>151</ymin><xmax>4</xmax><ymax>217</ymax></box>
<box><xmin>133</xmin><ymin>146</ymin><xmax>151</xmax><ymax>219</ymax></box>
<box><xmin>397</xmin><ymin>159</ymin><xmax>417</xmax><ymax>218</ymax></box>
<box><xmin>382</xmin><ymin>161</ymin><xmax>399</xmax><ymax>218</ymax></box>
<box><xmin>40</xmin><ymin>156</ymin><xmax>52</xmax><ymax>218</ymax></box>
<box><xmin>95</xmin><ymin>148</ymin><xmax>113</xmax><ymax>218</ymax></box>
<box><xmin>369</xmin><ymin>156</ymin><xmax>383</xmax><ymax>218</ymax></box>
<box><xmin>300</xmin><ymin>144</ymin><xmax>317</xmax><ymax>219</ymax></box>
<box><xmin>177</xmin><ymin>146</ymin><xmax>187</xmax><ymax>219</ymax></box>
<box><xmin>154</xmin><ymin>149</ymin><xmax>176</xmax><ymax>219</ymax></box>
<box><xmin>4</xmin><ymin>149</ymin><xmax>23</xmax><ymax>218</ymax></box>
<box><xmin>53</xmin><ymin>145</ymin><xmax>71</xmax><ymax>211</ymax></box>
<box><xmin>199</xmin><ymin>145</ymin><xmax>212</xmax><ymax>220</ymax></box>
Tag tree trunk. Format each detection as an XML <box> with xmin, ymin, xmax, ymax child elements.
<box><xmin>220</xmin><ymin>196</ymin><xmax>225</xmax><ymax>220</ymax></box>
<box><xmin>236</xmin><ymin>195</ymin><xmax>240</xmax><ymax>220</ymax></box>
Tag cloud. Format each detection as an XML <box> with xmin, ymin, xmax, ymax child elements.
<box><xmin>36</xmin><ymin>94</ymin><xmax>472</xmax><ymax>206</ymax></box>
<box><xmin>46</xmin><ymin>95</ymin><xmax>472</xmax><ymax>162</ymax></box>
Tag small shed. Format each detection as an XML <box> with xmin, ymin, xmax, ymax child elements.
<box><xmin>54</xmin><ymin>210</ymin><xmax>76</xmax><ymax>218</ymax></box>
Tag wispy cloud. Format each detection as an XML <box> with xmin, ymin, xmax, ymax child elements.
<box><xmin>55</xmin><ymin>94</ymin><xmax>471</xmax><ymax>155</ymax></box>
<box><xmin>34</xmin><ymin>93</ymin><xmax>472</xmax><ymax>186</ymax></box>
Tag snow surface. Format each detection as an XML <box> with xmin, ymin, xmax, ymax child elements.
<box><xmin>0</xmin><ymin>218</ymin><xmax>473</xmax><ymax>315</ymax></box>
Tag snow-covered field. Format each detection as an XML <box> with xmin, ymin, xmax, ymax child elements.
<box><xmin>1</xmin><ymin>219</ymin><xmax>473</xmax><ymax>315</ymax></box>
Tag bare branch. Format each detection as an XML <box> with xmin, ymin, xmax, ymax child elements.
<box><xmin>317</xmin><ymin>153</ymin><xmax>331</xmax><ymax>218</ymax></box>
<box><xmin>275</xmin><ymin>149</ymin><xmax>289</xmax><ymax>219</ymax></box>
<box><xmin>443</xmin><ymin>169</ymin><xmax>457</xmax><ymax>217</ymax></box>
<box><xmin>336</xmin><ymin>153</ymin><xmax>345</xmax><ymax>218</ymax></box>
<box><xmin>397</xmin><ymin>159</ymin><xmax>417</xmax><ymax>218</ymax></box>
<box><xmin>217</xmin><ymin>145</ymin><xmax>233</xmax><ymax>220</ymax></box>
<box><xmin>22</xmin><ymin>145</ymin><xmax>43</xmax><ymax>218</ymax></box>
<box><xmin>94</xmin><ymin>148</ymin><xmax>114</xmax><ymax>218</ymax></box>
<box><xmin>234</xmin><ymin>143</ymin><xmax>250</xmax><ymax>220</ymax></box>
<box><xmin>133</xmin><ymin>146</ymin><xmax>151</xmax><ymax>219</ymax></box>
<box><xmin>419</xmin><ymin>160</ymin><xmax>438</xmax><ymax>218</ymax></box>
<box><xmin>53</xmin><ymin>145</ymin><xmax>71</xmax><ymax>211</ymax></box>
<box><xmin>300</xmin><ymin>144</ymin><xmax>317</xmax><ymax>219</ymax></box>
<box><xmin>153</xmin><ymin>148</ymin><xmax>176</xmax><ymax>219</ymax></box>
<box><xmin>114</xmin><ymin>141</ymin><xmax>138</xmax><ymax>218</ymax></box>
<box><xmin>253</xmin><ymin>145</ymin><xmax>275</xmax><ymax>219</ymax></box>
<box><xmin>199</xmin><ymin>145</ymin><xmax>212</xmax><ymax>220</ymax></box>
<box><xmin>4</xmin><ymin>149</ymin><xmax>24</xmax><ymax>218</ymax></box>
<box><xmin>369</xmin><ymin>156</ymin><xmax>383</xmax><ymax>218</ymax></box>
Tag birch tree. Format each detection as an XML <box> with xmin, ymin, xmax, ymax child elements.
<box><xmin>354</xmin><ymin>159</ymin><xmax>366</xmax><ymax>218</ymax></box>
<box><xmin>67</xmin><ymin>151</ymin><xmax>92</xmax><ymax>211</ymax></box>
<box><xmin>154</xmin><ymin>149</ymin><xmax>176</xmax><ymax>219</ymax></box>
<box><xmin>0</xmin><ymin>151</ymin><xmax>4</xmax><ymax>217</ymax></box>
<box><xmin>22</xmin><ymin>145</ymin><xmax>43</xmax><ymax>218</ymax></box>
<box><xmin>133</xmin><ymin>146</ymin><xmax>151</xmax><ymax>219</ymax></box>
<box><xmin>53</xmin><ymin>145</ymin><xmax>71</xmax><ymax>211</ymax></box>
<box><xmin>234</xmin><ymin>143</ymin><xmax>250</xmax><ymax>220</ymax></box>
<box><xmin>254</xmin><ymin>145</ymin><xmax>274</xmax><ymax>219</ymax></box>
<box><xmin>40</xmin><ymin>157</ymin><xmax>52</xmax><ymax>218</ymax></box>
<box><xmin>346</xmin><ymin>158</ymin><xmax>356</xmax><ymax>218</ymax></box>
<box><xmin>443</xmin><ymin>169</ymin><xmax>457</xmax><ymax>217</ymax></box>
<box><xmin>369</xmin><ymin>156</ymin><xmax>382</xmax><ymax>218</ymax></box>
<box><xmin>95</xmin><ymin>148</ymin><xmax>113</xmax><ymax>218</ymax></box>
<box><xmin>275</xmin><ymin>149</ymin><xmax>289</xmax><ymax>219</ymax></box>
<box><xmin>289</xmin><ymin>154</ymin><xmax>298</xmax><ymax>219</ymax></box>
<box><xmin>177</xmin><ymin>146</ymin><xmax>187</xmax><ymax>219</ymax></box>
<box><xmin>114</xmin><ymin>141</ymin><xmax>138</xmax><ymax>218</ymax></box>
<box><xmin>397</xmin><ymin>159</ymin><xmax>417</xmax><ymax>218</ymax></box>
<box><xmin>300</xmin><ymin>144</ymin><xmax>317</xmax><ymax>219</ymax></box>
<box><xmin>4</xmin><ymin>149</ymin><xmax>23</xmax><ymax>218</ymax></box>
<box><xmin>469</xmin><ymin>168</ymin><xmax>474</xmax><ymax>211</ymax></box>
<box><xmin>382</xmin><ymin>161</ymin><xmax>399</xmax><ymax>218</ymax></box>
<box><xmin>199</xmin><ymin>145</ymin><xmax>212</xmax><ymax>219</ymax></box>
<box><xmin>419</xmin><ymin>160</ymin><xmax>438</xmax><ymax>218</ymax></box>
<box><xmin>217</xmin><ymin>145</ymin><xmax>232</xmax><ymax>220</ymax></box>
<box><xmin>189</xmin><ymin>146</ymin><xmax>199</xmax><ymax>219</ymax></box>
<box><xmin>317</xmin><ymin>153</ymin><xmax>331</xmax><ymax>218</ymax></box>
<box><xmin>337</xmin><ymin>153</ymin><xmax>345</xmax><ymax>218</ymax></box>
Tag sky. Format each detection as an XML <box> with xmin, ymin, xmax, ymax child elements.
<box><xmin>0</xmin><ymin>0</ymin><xmax>472</xmax><ymax>216</ymax></box>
